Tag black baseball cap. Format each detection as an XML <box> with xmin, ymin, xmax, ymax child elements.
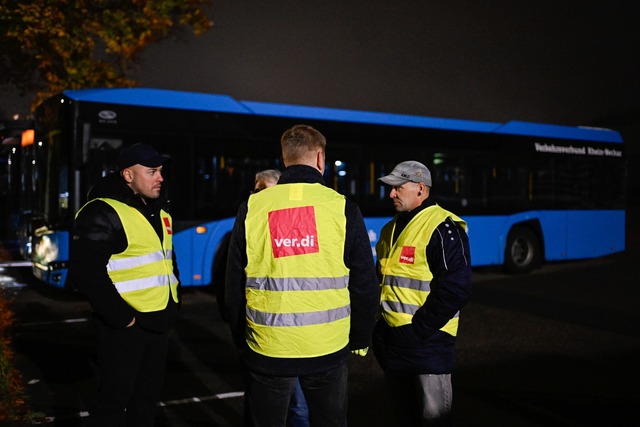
<box><xmin>117</xmin><ymin>143</ymin><xmax>170</xmax><ymax>170</ymax></box>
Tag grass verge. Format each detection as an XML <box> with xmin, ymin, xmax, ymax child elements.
<box><xmin>0</xmin><ymin>288</ymin><xmax>43</xmax><ymax>424</ymax></box>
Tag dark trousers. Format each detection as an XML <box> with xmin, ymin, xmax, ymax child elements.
<box><xmin>384</xmin><ymin>371</ymin><xmax>453</xmax><ymax>427</ymax></box>
<box><xmin>89</xmin><ymin>319</ymin><xmax>170</xmax><ymax>427</ymax></box>
<box><xmin>245</xmin><ymin>362</ymin><xmax>347</xmax><ymax>427</ymax></box>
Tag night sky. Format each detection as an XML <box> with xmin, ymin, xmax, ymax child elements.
<box><xmin>132</xmin><ymin>0</ymin><xmax>640</xmax><ymax>125</ymax></box>
<box><xmin>3</xmin><ymin>2</ymin><xmax>639</xmax><ymax>132</ymax></box>
<box><xmin>135</xmin><ymin>1</ymin><xmax>639</xmax><ymax>126</ymax></box>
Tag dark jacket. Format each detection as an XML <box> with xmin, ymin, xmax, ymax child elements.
<box><xmin>225</xmin><ymin>165</ymin><xmax>379</xmax><ymax>376</ymax></box>
<box><xmin>372</xmin><ymin>197</ymin><xmax>472</xmax><ymax>374</ymax></box>
<box><xmin>68</xmin><ymin>173</ymin><xmax>180</xmax><ymax>333</ymax></box>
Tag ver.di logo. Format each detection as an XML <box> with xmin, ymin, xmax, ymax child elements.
<box><xmin>163</xmin><ymin>217</ymin><xmax>172</xmax><ymax>235</ymax></box>
<box><xmin>268</xmin><ymin>206</ymin><xmax>320</xmax><ymax>258</ymax></box>
<box><xmin>399</xmin><ymin>246</ymin><xmax>415</xmax><ymax>264</ymax></box>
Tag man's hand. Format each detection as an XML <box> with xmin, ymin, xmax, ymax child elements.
<box><xmin>127</xmin><ymin>317</ymin><xmax>136</xmax><ymax>327</ymax></box>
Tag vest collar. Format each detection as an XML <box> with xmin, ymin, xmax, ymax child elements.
<box><xmin>278</xmin><ymin>165</ymin><xmax>326</xmax><ymax>186</ymax></box>
<box><xmin>394</xmin><ymin>198</ymin><xmax>438</xmax><ymax>242</ymax></box>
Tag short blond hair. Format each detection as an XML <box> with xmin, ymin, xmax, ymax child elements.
<box><xmin>280</xmin><ymin>124</ymin><xmax>326</xmax><ymax>166</ymax></box>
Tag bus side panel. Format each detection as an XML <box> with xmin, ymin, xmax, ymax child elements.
<box><xmin>363</xmin><ymin>217</ymin><xmax>393</xmax><ymax>262</ymax></box>
<box><xmin>172</xmin><ymin>229</ymin><xmax>194</xmax><ymax>286</ymax></box>
<box><xmin>173</xmin><ymin>217</ymin><xmax>236</xmax><ymax>287</ymax></box>
<box><xmin>195</xmin><ymin>217</ymin><xmax>236</xmax><ymax>287</ymax></box>
<box><xmin>536</xmin><ymin>211</ymin><xmax>568</xmax><ymax>261</ymax></box>
<box><xmin>566</xmin><ymin>210</ymin><xmax>625</xmax><ymax>259</ymax></box>
<box><xmin>465</xmin><ymin>216</ymin><xmax>505</xmax><ymax>267</ymax></box>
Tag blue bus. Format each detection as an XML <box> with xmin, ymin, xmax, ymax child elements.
<box><xmin>9</xmin><ymin>88</ymin><xmax>625</xmax><ymax>288</ymax></box>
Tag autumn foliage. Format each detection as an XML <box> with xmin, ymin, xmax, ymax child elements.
<box><xmin>0</xmin><ymin>0</ymin><xmax>213</xmax><ymax>109</ymax></box>
<box><xmin>0</xmin><ymin>289</ymin><xmax>28</xmax><ymax>422</ymax></box>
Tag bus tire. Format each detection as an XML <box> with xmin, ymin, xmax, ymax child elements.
<box><xmin>504</xmin><ymin>226</ymin><xmax>541</xmax><ymax>274</ymax></box>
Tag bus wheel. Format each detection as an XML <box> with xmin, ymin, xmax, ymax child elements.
<box><xmin>504</xmin><ymin>226</ymin><xmax>541</xmax><ymax>274</ymax></box>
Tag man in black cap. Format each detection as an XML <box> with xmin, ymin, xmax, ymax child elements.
<box><xmin>69</xmin><ymin>143</ymin><xmax>180</xmax><ymax>427</ymax></box>
<box><xmin>372</xmin><ymin>160</ymin><xmax>472</xmax><ymax>426</ymax></box>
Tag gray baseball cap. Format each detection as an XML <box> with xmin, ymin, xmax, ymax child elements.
<box><xmin>378</xmin><ymin>160</ymin><xmax>432</xmax><ymax>187</ymax></box>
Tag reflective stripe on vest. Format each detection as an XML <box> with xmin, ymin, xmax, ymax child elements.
<box><xmin>244</xmin><ymin>183</ymin><xmax>350</xmax><ymax>358</ymax></box>
<box><xmin>247</xmin><ymin>305</ymin><xmax>351</xmax><ymax>327</ymax></box>
<box><xmin>107</xmin><ymin>249</ymin><xmax>174</xmax><ymax>276</ymax></box>
<box><xmin>77</xmin><ymin>198</ymin><xmax>179</xmax><ymax>312</ymax></box>
<box><xmin>376</xmin><ymin>205</ymin><xmax>466</xmax><ymax>337</ymax></box>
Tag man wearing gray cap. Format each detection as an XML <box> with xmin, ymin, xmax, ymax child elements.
<box><xmin>372</xmin><ymin>160</ymin><xmax>472</xmax><ymax>426</ymax></box>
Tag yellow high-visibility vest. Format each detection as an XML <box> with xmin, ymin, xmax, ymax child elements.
<box><xmin>376</xmin><ymin>205</ymin><xmax>466</xmax><ymax>337</ymax></box>
<box><xmin>77</xmin><ymin>198</ymin><xmax>179</xmax><ymax>312</ymax></box>
<box><xmin>244</xmin><ymin>183</ymin><xmax>350</xmax><ymax>358</ymax></box>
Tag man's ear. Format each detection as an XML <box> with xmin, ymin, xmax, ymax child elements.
<box><xmin>121</xmin><ymin>168</ymin><xmax>133</xmax><ymax>183</ymax></box>
<box><xmin>418</xmin><ymin>182</ymin><xmax>428</xmax><ymax>197</ymax></box>
<box><xmin>316</xmin><ymin>150</ymin><xmax>325</xmax><ymax>174</ymax></box>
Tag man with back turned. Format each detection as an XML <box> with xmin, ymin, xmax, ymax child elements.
<box><xmin>225</xmin><ymin>124</ymin><xmax>378</xmax><ymax>426</ymax></box>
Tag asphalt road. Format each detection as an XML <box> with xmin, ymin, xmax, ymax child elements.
<box><xmin>2</xmin><ymin>226</ymin><xmax>639</xmax><ymax>426</ymax></box>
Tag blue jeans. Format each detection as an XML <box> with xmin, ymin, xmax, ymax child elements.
<box><xmin>384</xmin><ymin>372</ymin><xmax>453</xmax><ymax>426</ymax></box>
<box><xmin>245</xmin><ymin>363</ymin><xmax>347</xmax><ymax>427</ymax></box>
<box><xmin>288</xmin><ymin>378</ymin><xmax>309</xmax><ymax>426</ymax></box>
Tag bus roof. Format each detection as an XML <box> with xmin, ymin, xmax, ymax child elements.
<box><xmin>63</xmin><ymin>88</ymin><xmax>253</xmax><ymax>115</ymax></box>
<box><xmin>494</xmin><ymin>121</ymin><xmax>623</xmax><ymax>143</ymax></box>
<box><xmin>62</xmin><ymin>88</ymin><xmax>623</xmax><ymax>144</ymax></box>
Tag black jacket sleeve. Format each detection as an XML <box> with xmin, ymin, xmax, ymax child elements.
<box><xmin>344</xmin><ymin>200</ymin><xmax>380</xmax><ymax>350</ymax></box>
<box><xmin>412</xmin><ymin>217</ymin><xmax>472</xmax><ymax>339</ymax></box>
<box><xmin>68</xmin><ymin>200</ymin><xmax>137</xmax><ymax>328</ymax></box>
<box><xmin>224</xmin><ymin>201</ymin><xmax>249</xmax><ymax>348</ymax></box>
